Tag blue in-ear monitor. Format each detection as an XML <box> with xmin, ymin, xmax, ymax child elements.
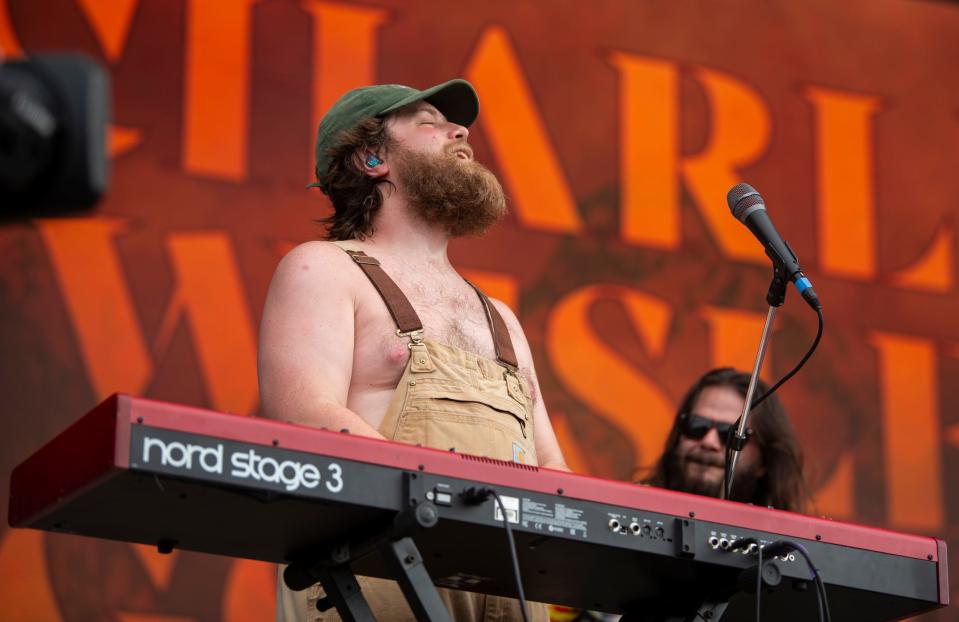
<box><xmin>366</xmin><ymin>155</ymin><xmax>382</xmax><ymax>167</ymax></box>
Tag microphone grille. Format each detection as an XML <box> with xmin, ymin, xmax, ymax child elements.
<box><xmin>727</xmin><ymin>183</ymin><xmax>764</xmax><ymax>222</ymax></box>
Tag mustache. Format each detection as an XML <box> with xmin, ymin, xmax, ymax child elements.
<box><xmin>684</xmin><ymin>449</ymin><xmax>725</xmax><ymax>468</ymax></box>
<box><xmin>444</xmin><ymin>142</ymin><xmax>473</xmax><ymax>160</ymax></box>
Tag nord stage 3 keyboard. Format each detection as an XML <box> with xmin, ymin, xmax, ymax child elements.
<box><xmin>8</xmin><ymin>395</ymin><xmax>949</xmax><ymax>621</ymax></box>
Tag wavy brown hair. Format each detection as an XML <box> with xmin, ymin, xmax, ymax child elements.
<box><xmin>641</xmin><ymin>368</ymin><xmax>811</xmax><ymax>513</ymax></box>
<box><xmin>318</xmin><ymin>116</ymin><xmax>394</xmax><ymax>241</ymax></box>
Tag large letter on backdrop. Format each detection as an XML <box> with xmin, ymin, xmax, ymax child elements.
<box><xmin>547</xmin><ymin>285</ymin><xmax>674</xmax><ymax>468</ymax></box>
<box><xmin>39</xmin><ymin>221</ymin><xmax>258</xmax><ymax>414</ymax></box>
<box><xmin>75</xmin><ymin>0</ymin><xmax>139</xmax><ymax>62</ymax></box>
<box><xmin>805</xmin><ymin>87</ymin><xmax>879</xmax><ymax>280</ymax></box>
<box><xmin>890</xmin><ymin>225</ymin><xmax>955</xmax><ymax>293</ymax></box>
<box><xmin>611</xmin><ymin>53</ymin><xmax>771</xmax><ymax>262</ymax></box>
<box><xmin>303</xmin><ymin>1</ymin><xmax>387</xmax><ymax>138</ymax></box>
<box><xmin>869</xmin><ymin>332</ymin><xmax>943</xmax><ymax>531</ymax></box>
<box><xmin>609</xmin><ymin>53</ymin><xmax>680</xmax><ymax>249</ymax></box>
<box><xmin>37</xmin><ymin>219</ymin><xmax>152</xmax><ymax>399</ymax></box>
<box><xmin>681</xmin><ymin>67</ymin><xmax>771</xmax><ymax>263</ymax></box>
<box><xmin>465</xmin><ymin>26</ymin><xmax>583</xmax><ymax>234</ymax></box>
<box><xmin>0</xmin><ymin>531</ymin><xmax>62</xmax><ymax>621</ymax></box>
<box><xmin>0</xmin><ymin>0</ymin><xmax>23</xmax><ymax>56</ymax></box>
<box><xmin>165</xmin><ymin>233</ymin><xmax>259</xmax><ymax>414</ymax></box>
<box><xmin>222</xmin><ymin>559</ymin><xmax>276</xmax><ymax>621</ymax></box>
<box><xmin>183</xmin><ymin>0</ymin><xmax>258</xmax><ymax>180</ymax></box>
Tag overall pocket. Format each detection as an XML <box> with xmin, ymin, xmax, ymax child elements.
<box><xmin>395</xmin><ymin>378</ymin><xmax>535</xmax><ymax>463</ymax></box>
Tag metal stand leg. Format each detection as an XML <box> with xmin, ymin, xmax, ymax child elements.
<box><xmin>384</xmin><ymin>536</ymin><xmax>453</xmax><ymax>622</ymax></box>
<box><xmin>315</xmin><ymin>564</ymin><xmax>377</xmax><ymax>622</ymax></box>
<box><xmin>284</xmin><ymin>472</ymin><xmax>449</xmax><ymax>622</ymax></box>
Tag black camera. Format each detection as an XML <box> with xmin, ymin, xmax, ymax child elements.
<box><xmin>0</xmin><ymin>53</ymin><xmax>110</xmax><ymax>217</ymax></box>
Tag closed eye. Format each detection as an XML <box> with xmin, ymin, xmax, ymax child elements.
<box><xmin>415</xmin><ymin>108</ymin><xmax>442</xmax><ymax>125</ymax></box>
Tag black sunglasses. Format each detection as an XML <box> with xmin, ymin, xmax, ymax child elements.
<box><xmin>679</xmin><ymin>412</ymin><xmax>751</xmax><ymax>445</ymax></box>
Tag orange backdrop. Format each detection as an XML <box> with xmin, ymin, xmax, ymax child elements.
<box><xmin>1</xmin><ymin>0</ymin><xmax>957</xmax><ymax>619</ymax></box>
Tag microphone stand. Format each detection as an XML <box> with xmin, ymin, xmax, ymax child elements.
<box><xmin>722</xmin><ymin>253</ymin><xmax>788</xmax><ymax>501</ymax></box>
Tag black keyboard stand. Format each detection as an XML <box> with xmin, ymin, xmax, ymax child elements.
<box><xmin>285</xmin><ymin>472</ymin><xmax>452</xmax><ymax>622</ymax></box>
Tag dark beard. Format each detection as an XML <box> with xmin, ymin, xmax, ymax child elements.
<box><xmin>393</xmin><ymin>143</ymin><xmax>507</xmax><ymax>236</ymax></box>
<box><xmin>677</xmin><ymin>470</ymin><xmax>724</xmax><ymax>498</ymax></box>
<box><xmin>670</xmin><ymin>450</ymin><xmax>761</xmax><ymax>503</ymax></box>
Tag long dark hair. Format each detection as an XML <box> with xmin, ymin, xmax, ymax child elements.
<box><xmin>641</xmin><ymin>368</ymin><xmax>810</xmax><ymax>513</ymax></box>
<box><xmin>319</xmin><ymin>116</ymin><xmax>394</xmax><ymax>241</ymax></box>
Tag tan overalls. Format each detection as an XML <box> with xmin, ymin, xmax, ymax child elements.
<box><xmin>276</xmin><ymin>249</ymin><xmax>549</xmax><ymax>622</ymax></box>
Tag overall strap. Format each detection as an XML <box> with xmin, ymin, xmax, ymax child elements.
<box><xmin>466</xmin><ymin>281</ymin><xmax>519</xmax><ymax>370</ymax></box>
<box><xmin>344</xmin><ymin>250</ymin><xmax>423</xmax><ymax>335</ymax></box>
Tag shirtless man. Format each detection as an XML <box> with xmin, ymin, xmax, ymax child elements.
<box><xmin>258</xmin><ymin>79</ymin><xmax>567</xmax><ymax>621</ymax></box>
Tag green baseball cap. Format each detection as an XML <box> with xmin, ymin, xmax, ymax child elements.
<box><xmin>310</xmin><ymin>78</ymin><xmax>480</xmax><ymax>192</ymax></box>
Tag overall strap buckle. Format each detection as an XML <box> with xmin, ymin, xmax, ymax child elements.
<box><xmin>396</xmin><ymin>328</ymin><xmax>424</xmax><ymax>348</ymax></box>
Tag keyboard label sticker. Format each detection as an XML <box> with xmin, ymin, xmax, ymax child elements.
<box><xmin>520</xmin><ymin>499</ymin><xmax>588</xmax><ymax>537</ymax></box>
<box><xmin>493</xmin><ymin>495</ymin><xmax>520</xmax><ymax>524</ymax></box>
<box><xmin>131</xmin><ymin>427</ymin><xmax>346</xmax><ymax>496</ymax></box>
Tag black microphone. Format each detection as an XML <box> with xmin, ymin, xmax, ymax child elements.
<box><xmin>727</xmin><ymin>183</ymin><xmax>822</xmax><ymax>311</ymax></box>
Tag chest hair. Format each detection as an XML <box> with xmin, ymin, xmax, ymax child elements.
<box><xmin>398</xmin><ymin>272</ymin><xmax>494</xmax><ymax>357</ymax></box>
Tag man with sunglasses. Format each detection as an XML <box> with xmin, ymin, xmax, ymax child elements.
<box><xmin>642</xmin><ymin>368</ymin><xmax>810</xmax><ymax>512</ymax></box>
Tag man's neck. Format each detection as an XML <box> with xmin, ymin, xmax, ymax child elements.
<box><xmin>358</xmin><ymin>196</ymin><xmax>453</xmax><ymax>270</ymax></box>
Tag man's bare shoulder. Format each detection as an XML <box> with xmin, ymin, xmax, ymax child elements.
<box><xmin>271</xmin><ymin>240</ymin><xmax>360</xmax><ymax>293</ymax></box>
<box><xmin>277</xmin><ymin>240</ymin><xmax>354</xmax><ymax>270</ymax></box>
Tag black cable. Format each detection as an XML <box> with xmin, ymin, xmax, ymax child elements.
<box><xmin>750</xmin><ymin>307</ymin><xmax>823</xmax><ymax>411</ymax></box>
<box><xmin>762</xmin><ymin>540</ymin><xmax>831</xmax><ymax>622</ymax></box>
<box><xmin>460</xmin><ymin>487</ymin><xmax>530</xmax><ymax>622</ymax></box>
<box><xmin>756</xmin><ymin>543</ymin><xmax>763</xmax><ymax>622</ymax></box>
<box><xmin>487</xmin><ymin>489</ymin><xmax>529</xmax><ymax>622</ymax></box>
<box><xmin>723</xmin><ymin>307</ymin><xmax>824</xmax><ymax>500</ymax></box>
<box><xmin>789</xmin><ymin>543</ymin><xmax>831</xmax><ymax>622</ymax></box>
<box><xmin>488</xmin><ymin>490</ymin><xmax>530</xmax><ymax>622</ymax></box>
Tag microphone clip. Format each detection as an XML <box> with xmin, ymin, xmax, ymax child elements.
<box><xmin>764</xmin><ymin>247</ymin><xmax>789</xmax><ymax>307</ymax></box>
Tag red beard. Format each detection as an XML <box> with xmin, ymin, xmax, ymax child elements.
<box><xmin>392</xmin><ymin>142</ymin><xmax>507</xmax><ymax>237</ymax></box>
